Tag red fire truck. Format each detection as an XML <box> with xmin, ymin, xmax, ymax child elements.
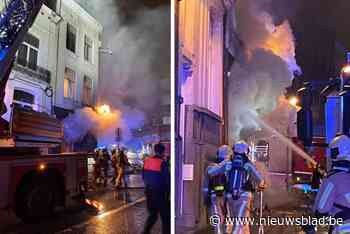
<box><xmin>291</xmin><ymin>63</ymin><xmax>350</xmax><ymax>182</ymax></box>
<box><xmin>0</xmin><ymin>0</ymin><xmax>92</xmax><ymax>222</ymax></box>
<box><xmin>290</xmin><ymin>137</ymin><xmax>326</xmax><ymax>183</ymax></box>
<box><xmin>0</xmin><ymin>108</ymin><xmax>90</xmax><ymax>222</ymax></box>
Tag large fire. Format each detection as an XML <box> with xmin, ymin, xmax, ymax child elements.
<box><xmin>262</xmin><ymin>21</ymin><xmax>296</xmax><ymax>64</ymax></box>
<box><xmin>97</xmin><ymin>104</ymin><xmax>111</xmax><ymax>115</ymax></box>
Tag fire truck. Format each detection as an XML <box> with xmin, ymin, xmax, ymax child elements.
<box><xmin>0</xmin><ymin>0</ymin><xmax>91</xmax><ymax>222</ymax></box>
<box><xmin>291</xmin><ymin>62</ymin><xmax>350</xmax><ymax>181</ymax></box>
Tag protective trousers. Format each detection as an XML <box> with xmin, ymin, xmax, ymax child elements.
<box><xmin>143</xmin><ymin>187</ymin><xmax>170</xmax><ymax>234</ymax></box>
<box><xmin>115</xmin><ymin>166</ymin><xmax>125</xmax><ymax>187</ymax></box>
<box><xmin>209</xmin><ymin>193</ymin><xmax>226</xmax><ymax>234</ymax></box>
<box><xmin>226</xmin><ymin>191</ymin><xmax>252</xmax><ymax>234</ymax></box>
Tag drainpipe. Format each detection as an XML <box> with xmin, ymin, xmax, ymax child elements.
<box><xmin>175</xmin><ymin>0</ymin><xmax>183</xmax><ymax>219</ymax></box>
<box><xmin>53</xmin><ymin>0</ymin><xmax>63</xmax><ymax>115</ymax></box>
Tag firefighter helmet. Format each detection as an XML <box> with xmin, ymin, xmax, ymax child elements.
<box><xmin>217</xmin><ymin>145</ymin><xmax>232</xmax><ymax>162</ymax></box>
<box><xmin>329</xmin><ymin>134</ymin><xmax>350</xmax><ymax>161</ymax></box>
<box><xmin>233</xmin><ymin>141</ymin><xmax>249</xmax><ymax>155</ymax></box>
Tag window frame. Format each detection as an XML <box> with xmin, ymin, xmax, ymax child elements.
<box><xmin>12</xmin><ymin>89</ymin><xmax>35</xmax><ymax>110</ymax></box>
<box><xmin>82</xmin><ymin>75</ymin><xmax>93</xmax><ymax>105</ymax></box>
<box><xmin>66</xmin><ymin>23</ymin><xmax>77</xmax><ymax>54</ymax></box>
<box><xmin>84</xmin><ymin>35</ymin><xmax>93</xmax><ymax>63</ymax></box>
<box><xmin>63</xmin><ymin>67</ymin><xmax>76</xmax><ymax>100</ymax></box>
<box><xmin>16</xmin><ymin>34</ymin><xmax>39</xmax><ymax>70</ymax></box>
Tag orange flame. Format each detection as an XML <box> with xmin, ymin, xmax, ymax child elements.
<box><xmin>262</xmin><ymin>21</ymin><xmax>295</xmax><ymax>61</ymax></box>
<box><xmin>97</xmin><ymin>104</ymin><xmax>111</xmax><ymax>115</ymax></box>
<box><xmin>85</xmin><ymin>198</ymin><xmax>104</xmax><ymax>211</ymax></box>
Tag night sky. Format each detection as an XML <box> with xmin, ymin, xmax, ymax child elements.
<box><xmin>278</xmin><ymin>0</ymin><xmax>350</xmax><ymax>129</ymax></box>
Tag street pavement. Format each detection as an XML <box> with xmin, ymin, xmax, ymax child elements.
<box><xmin>0</xmin><ymin>174</ymin><xmax>161</xmax><ymax>234</ymax></box>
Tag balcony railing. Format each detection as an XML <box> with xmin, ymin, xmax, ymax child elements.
<box><xmin>13</xmin><ymin>59</ymin><xmax>51</xmax><ymax>83</ymax></box>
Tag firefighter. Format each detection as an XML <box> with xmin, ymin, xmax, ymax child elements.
<box><xmin>142</xmin><ymin>143</ymin><xmax>170</xmax><ymax>234</ymax></box>
<box><xmin>313</xmin><ymin>134</ymin><xmax>350</xmax><ymax>233</ymax></box>
<box><xmin>210</xmin><ymin>141</ymin><xmax>266</xmax><ymax>234</ymax></box>
<box><xmin>111</xmin><ymin>147</ymin><xmax>118</xmax><ymax>185</ymax></box>
<box><xmin>93</xmin><ymin>148</ymin><xmax>103</xmax><ymax>185</ymax></box>
<box><xmin>205</xmin><ymin>145</ymin><xmax>233</xmax><ymax>234</ymax></box>
<box><xmin>101</xmin><ymin>148</ymin><xmax>110</xmax><ymax>187</ymax></box>
<box><xmin>115</xmin><ymin>148</ymin><xmax>130</xmax><ymax>188</ymax></box>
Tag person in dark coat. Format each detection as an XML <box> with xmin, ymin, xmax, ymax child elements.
<box><xmin>142</xmin><ymin>143</ymin><xmax>170</xmax><ymax>234</ymax></box>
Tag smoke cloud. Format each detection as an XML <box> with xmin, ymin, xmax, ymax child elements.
<box><xmin>228</xmin><ymin>0</ymin><xmax>304</xmax><ymax>208</ymax></box>
<box><xmin>63</xmin><ymin>1</ymin><xmax>169</xmax><ymax>149</ymax></box>
<box><xmin>228</xmin><ymin>0</ymin><xmax>300</xmax><ymax>142</ymax></box>
<box><xmin>75</xmin><ymin>0</ymin><xmax>170</xmax><ymax>111</ymax></box>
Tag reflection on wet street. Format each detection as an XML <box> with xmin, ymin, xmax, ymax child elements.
<box><xmin>0</xmin><ymin>174</ymin><xmax>160</xmax><ymax>234</ymax></box>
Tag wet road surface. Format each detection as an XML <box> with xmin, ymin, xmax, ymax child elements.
<box><xmin>0</xmin><ymin>174</ymin><xmax>161</xmax><ymax>234</ymax></box>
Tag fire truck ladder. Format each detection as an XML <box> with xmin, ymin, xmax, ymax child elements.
<box><xmin>0</xmin><ymin>0</ymin><xmax>43</xmax><ymax>118</ymax></box>
<box><xmin>0</xmin><ymin>0</ymin><xmax>43</xmax><ymax>82</ymax></box>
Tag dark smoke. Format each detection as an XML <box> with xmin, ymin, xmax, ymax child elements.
<box><xmin>228</xmin><ymin>0</ymin><xmax>300</xmax><ymax>141</ymax></box>
<box><xmin>63</xmin><ymin>0</ymin><xmax>169</xmax><ymax>147</ymax></box>
<box><xmin>75</xmin><ymin>0</ymin><xmax>170</xmax><ymax>115</ymax></box>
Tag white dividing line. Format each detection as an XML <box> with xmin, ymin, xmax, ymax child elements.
<box><xmin>58</xmin><ymin>196</ymin><xmax>146</xmax><ymax>233</ymax></box>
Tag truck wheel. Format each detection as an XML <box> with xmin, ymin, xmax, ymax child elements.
<box><xmin>15</xmin><ymin>175</ymin><xmax>56</xmax><ymax>223</ymax></box>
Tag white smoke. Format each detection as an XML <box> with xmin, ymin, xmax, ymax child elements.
<box><xmin>63</xmin><ymin>107</ymin><xmax>145</xmax><ymax>147</ymax></box>
<box><xmin>63</xmin><ymin>1</ymin><xmax>169</xmax><ymax>148</ymax></box>
<box><xmin>228</xmin><ymin>0</ymin><xmax>304</xmax><ymax>209</ymax></box>
<box><xmin>228</xmin><ymin>0</ymin><xmax>300</xmax><ymax>142</ymax></box>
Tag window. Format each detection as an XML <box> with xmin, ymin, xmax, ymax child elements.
<box><xmin>82</xmin><ymin>76</ymin><xmax>93</xmax><ymax>105</ymax></box>
<box><xmin>45</xmin><ymin>0</ymin><xmax>57</xmax><ymax>11</ymax></box>
<box><xmin>66</xmin><ymin>24</ymin><xmax>76</xmax><ymax>53</ymax></box>
<box><xmin>64</xmin><ymin>67</ymin><xmax>76</xmax><ymax>99</ymax></box>
<box><xmin>17</xmin><ymin>33</ymin><xmax>39</xmax><ymax>70</ymax></box>
<box><xmin>13</xmin><ymin>89</ymin><xmax>35</xmax><ymax>110</ymax></box>
<box><xmin>84</xmin><ymin>35</ymin><xmax>92</xmax><ymax>62</ymax></box>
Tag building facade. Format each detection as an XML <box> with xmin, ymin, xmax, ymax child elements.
<box><xmin>175</xmin><ymin>0</ymin><xmax>237</xmax><ymax>230</ymax></box>
<box><xmin>54</xmin><ymin>0</ymin><xmax>102</xmax><ymax>118</ymax></box>
<box><xmin>2</xmin><ymin>3</ymin><xmax>58</xmax><ymax>121</ymax></box>
<box><xmin>1</xmin><ymin>0</ymin><xmax>102</xmax><ymax>122</ymax></box>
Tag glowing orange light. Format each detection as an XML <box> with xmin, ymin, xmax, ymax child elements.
<box><xmin>38</xmin><ymin>163</ymin><xmax>46</xmax><ymax>171</ymax></box>
<box><xmin>92</xmin><ymin>200</ymin><xmax>104</xmax><ymax>210</ymax></box>
<box><xmin>288</xmin><ymin>96</ymin><xmax>299</xmax><ymax>107</ymax></box>
<box><xmin>97</xmin><ymin>104</ymin><xmax>111</xmax><ymax>115</ymax></box>
<box><xmin>85</xmin><ymin>199</ymin><xmax>91</xmax><ymax>205</ymax></box>
<box><xmin>342</xmin><ymin>65</ymin><xmax>350</xmax><ymax>75</ymax></box>
<box><xmin>85</xmin><ymin>198</ymin><xmax>104</xmax><ymax>211</ymax></box>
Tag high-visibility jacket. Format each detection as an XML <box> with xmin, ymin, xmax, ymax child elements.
<box><xmin>143</xmin><ymin>155</ymin><xmax>170</xmax><ymax>191</ymax></box>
